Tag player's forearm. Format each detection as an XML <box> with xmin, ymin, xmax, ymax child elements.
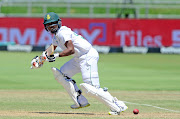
<box><xmin>58</xmin><ymin>48</ymin><xmax>75</xmax><ymax>57</ymax></box>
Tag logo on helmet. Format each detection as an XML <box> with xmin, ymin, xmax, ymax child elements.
<box><xmin>46</xmin><ymin>14</ymin><xmax>51</xmax><ymax>20</ymax></box>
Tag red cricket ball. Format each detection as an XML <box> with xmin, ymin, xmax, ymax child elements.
<box><xmin>133</xmin><ymin>109</ymin><xmax>139</xmax><ymax>114</ymax></box>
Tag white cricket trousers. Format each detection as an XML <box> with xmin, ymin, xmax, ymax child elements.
<box><xmin>60</xmin><ymin>47</ymin><xmax>100</xmax><ymax>87</ymax></box>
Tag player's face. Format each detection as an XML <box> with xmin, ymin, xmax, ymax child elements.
<box><xmin>46</xmin><ymin>21</ymin><xmax>58</xmax><ymax>34</ymax></box>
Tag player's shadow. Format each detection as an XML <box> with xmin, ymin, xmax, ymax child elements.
<box><xmin>31</xmin><ymin>112</ymin><xmax>95</xmax><ymax>115</ymax></box>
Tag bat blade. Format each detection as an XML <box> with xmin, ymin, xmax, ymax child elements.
<box><xmin>46</xmin><ymin>44</ymin><xmax>54</xmax><ymax>56</ymax></box>
<box><xmin>51</xmin><ymin>44</ymin><xmax>54</xmax><ymax>55</ymax></box>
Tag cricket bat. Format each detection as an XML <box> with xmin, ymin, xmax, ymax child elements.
<box><xmin>46</xmin><ymin>44</ymin><xmax>54</xmax><ymax>56</ymax></box>
<box><xmin>40</xmin><ymin>44</ymin><xmax>54</xmax><ymax>63</ymax></box>
<box><xmin>31</xmin><ymin>44</ymin><xmax>55</xmax><ymax>69</ymax></box>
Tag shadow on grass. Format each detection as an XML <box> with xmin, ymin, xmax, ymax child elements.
<box><xmin>31</xmin><ymin>112</ymin><xmax>95</xmax><ymax>115</ymax></box>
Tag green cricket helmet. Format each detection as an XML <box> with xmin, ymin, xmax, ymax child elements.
<box><xmin>43</xmin><ymin>12</ymin><xmax>61</xmax><ymax>33</ymax></box>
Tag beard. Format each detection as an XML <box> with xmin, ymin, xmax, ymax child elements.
<box><xmin>50</xmin><ymin>27</ymin><xmax>58</xmax><ymax>34</ymax></box>
<box><xmin>50</xmin><ymin>28</ymin><xmax>58</xmax><ymax>34</ymax></box>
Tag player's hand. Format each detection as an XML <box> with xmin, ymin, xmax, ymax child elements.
<box><xmin>47</xmin><ymin>54</ymin><xmax>56</xmax><ymax>62</ymax></box>
<box><xmin>30</xmin><ymin>56</ymin><xmax>44</xmax><ymax>69</ymax></box>
<box><xmin>42</xmin><ymin>51</ymin><xmax>54</xmax><ymax>62</ymax></box>
<box><xmin>42</xmin><ymin>51</ymin><xmax>59</xmax><ymax>62</ymax></box>
<box><xmin>46</xmin><ymin>53</ymin><xmax>59</xmax><ymax>62</ymax></box>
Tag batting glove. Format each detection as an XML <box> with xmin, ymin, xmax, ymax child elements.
<box><xmin>46</xmin><ymin>53</ymin><xmax>60</xmax><ymax>62</ymax></box>
<box><xmin>30</xmin><ymin>56</ymin><xmax>44</xmax><ymax>69</ymax></box>
<box><xmin>42</xmin><ymin>51</ymin><xmax>59</xmax><ymax>62</ymax></box>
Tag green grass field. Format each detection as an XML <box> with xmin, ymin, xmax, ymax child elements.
<box><xmin>0</xmin><ymin>51</ymin><xmax>180</xmax><ymax>119</ymax></box>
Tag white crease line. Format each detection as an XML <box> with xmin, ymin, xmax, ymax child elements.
<box><xmin>123</xmin><ymin>101</ymin><xmax>180</xmax><ymax>113</ymax></box>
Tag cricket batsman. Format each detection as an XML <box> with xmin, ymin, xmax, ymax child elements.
<box><xmin>31</xmin><ymin>12</ymin><xmax>128</xmax><ymax>115</ymax></box>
